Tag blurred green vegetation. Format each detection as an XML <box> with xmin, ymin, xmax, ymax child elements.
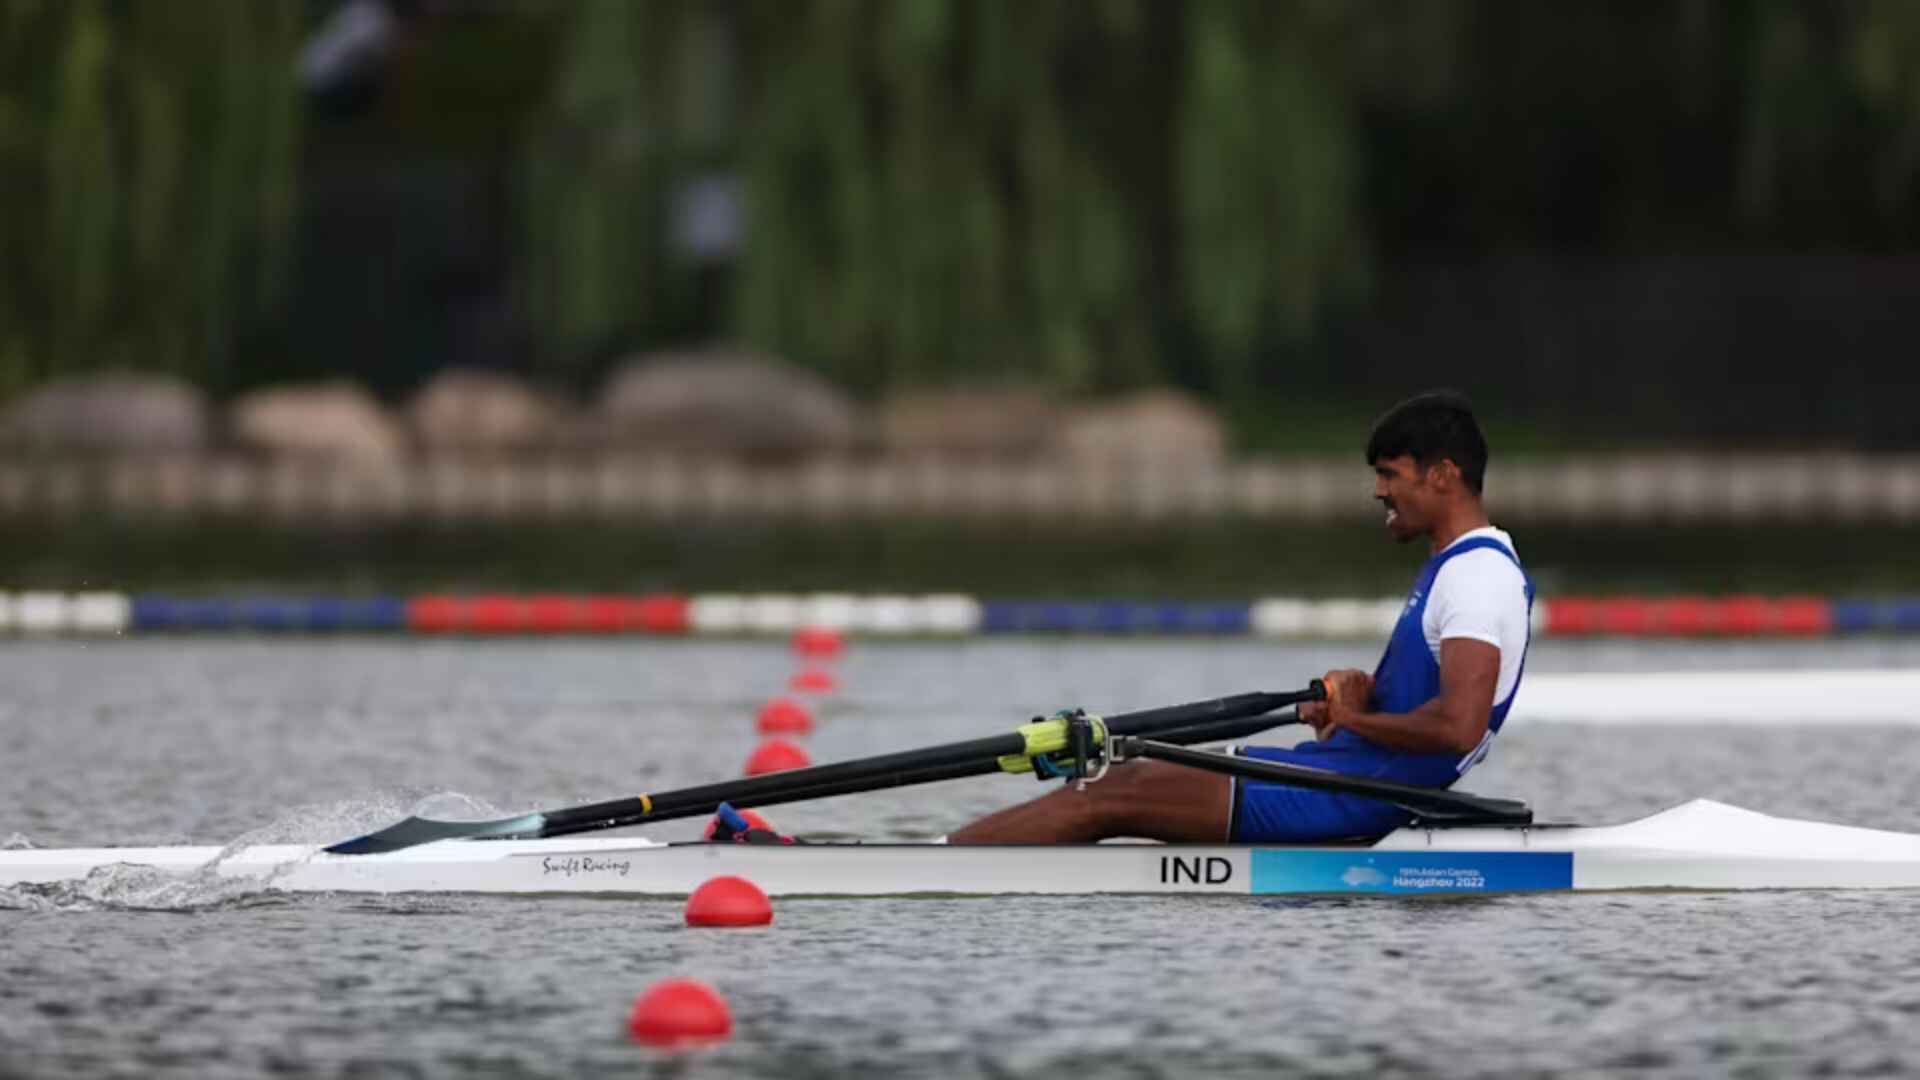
<box><xmin>524</xmin><ymin>0</ymin><xmax>1454</xmax><ymax>391</ymax></box>
<box><xmin>9</xmin><ymin>0</ymin><xmax>1920</xmax><ymax>427</ymax></box>
<box><xmin>0</xmin><ymin>0</ymin><xmax>302</xmax><ymax>395</ymax></box>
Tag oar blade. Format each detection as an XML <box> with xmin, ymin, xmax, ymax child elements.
<box><xmin>324</xmin><ymin>811</ymin><xmax>547</xmax><ymax>855</ymax></box>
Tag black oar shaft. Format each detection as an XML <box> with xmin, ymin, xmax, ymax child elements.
<box><xmin>1119</xmin><ymin>739</ymin><xmax>1533</xmax><ymax>825</ymax></box>
<box><xmin>534</xmin><ymin>730</ymin><xmax>1024</xmax><ymax>835</ymax></box>
<box><xmin>545</xmin><ymin>760</ymin><xmax>992</xmax><ymax>836</ymax></box>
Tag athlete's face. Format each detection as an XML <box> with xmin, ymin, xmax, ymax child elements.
<box><xmin>1372</xmin><ymin>454</ymin><xmax>1445</xmax><ymax>543</ymax></box>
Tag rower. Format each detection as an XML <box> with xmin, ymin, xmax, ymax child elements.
<box><xmin>949</xmin><ymin>390</ymin><xmax>1535</xmax><ymax>844</ymax></box>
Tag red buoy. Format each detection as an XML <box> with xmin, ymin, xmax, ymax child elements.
<box><xmin>1597</xmin><ymin>597</ymin><xmax>1657</xmax><ymax>636</ymax></box>
<box><xmin>627</xmin><ymin>978</ymin><xmax>733</xmax><ymax>1046</ymax></box>
<box><xmin>744</xmin><ymin>738</ymin><xmax>812</xmax><ymax>776</ymax></box>
<box><xmin>791</xmin><ymin>626</ymin><xmax>846</xmax><ymax>660</ymax></box>
<box><xmin>406</xmin><ymin>595</ymin><xmax>463</xmax><ymax>634</ymax></box>
<box><xmin>787</xmin><ymin>667</ymin><xmax>838</xmax><ymax>694</ymax></box>
<box><xmin>701</xmin><ymin>808</ymin><xmax>773</xmax><ymax>840</ymax></box>
<box><xmin>1543</xmin><ymin>597</ymin><xmax>1600</xmax><ymax>636</ymax></box>
<box><xmin>1658</xmin><ymin>596</ymin><xmax>1713</xmax><ymax>636</ymax></box>
<box><xmin>1776</xmin><ymin>596</ymin><xmax>1832</xmax><ymax>636</ymax></box>
<box><xmin>755</xmin><ymin>697</ymin><xmax>814</xmax><ymax>735</ymax></box>
<box><xmin>685</xmin><ymin>875</ymin><xmax>774</xmax><ymax>927</ymax></box>
<box><xmin>467</xmin><ymin>595</ymin><xmax>530</xmax><ymax>634</ymax></box>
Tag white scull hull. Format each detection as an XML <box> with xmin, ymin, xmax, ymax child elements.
<box><xmin>6</xmin><ymin>800</ymin><xmax>1920</xmax><ymax>897</ymax></box>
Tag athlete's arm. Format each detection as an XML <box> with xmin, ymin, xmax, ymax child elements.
<box><xmin>1320</xmin><ymin>638</ymin><xmax>1500</xmax><ymax>755</ymax></box>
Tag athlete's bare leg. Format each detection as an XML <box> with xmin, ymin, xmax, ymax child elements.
<box><xmin>947</xmin><ymin>761</ymin><xmax>1231</xmax><ymax>844</ymax></box>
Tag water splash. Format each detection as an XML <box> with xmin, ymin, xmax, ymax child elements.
<box><xmin>223</xmin><ymin>790</ymin><xmax>513</xmax><ymax>846</ymax></box>
<box><xmin>0</xmin><ymin>860</ymin><xmax>294</xmax><ymax>913</ymax></box>
<box><xmin>0</xmin><ymin>791</ymin><xmax>507</xmax><ymax>913</ymax></box>
<box><xmin>3</xmin><ymin>833</ymin><xmax>37</xmax><ymax>850</ymax></box>
<box><xmin>410</xmin><ymin>791</ymin><xmax>510</xmax><ymax>821</ymax></box>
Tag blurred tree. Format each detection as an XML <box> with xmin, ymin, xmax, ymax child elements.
<box><xmin>1743</xmin><ymin>0</ymin><xmax>1920</xmax><ymax>231</ymax></box>
<box><xmin>1845</xmin><ymin>0</ymin><xmax>1920</xmax><ymax>216</ymax></box>
<box><xmin>522</xmin><ymin>0</ymin><xmax>1451</xmax><ymax>395</ymax></box>
<box><xmin>519</xmin><ymin>0</ymin><xmax>727</xmax><ymax>375</ymax></box>
<box><xmin>732</xmin><ymin>1</ymin><xmax>1170</xmax><ymax>392</ymax></box>
<box><xmin>1175</xmin><ymin>0</ymin><xmax>1457</xmax><ymax>391</ymax></box>
<box><xmin>0</xmin><ymin>0</ymin><xmax>301</xmax><ymax>394</ymax></box>
<box><xmin>730</xmin><ymin>0</ymin><xmax>1466</xmax><ymax>395</ymax></box>
<box><xmin>523</xmin><ymin>0</ymin><xmax>1465</xmax><ymax>396</ymax></box>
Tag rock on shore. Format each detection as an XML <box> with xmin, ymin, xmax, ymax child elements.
<box><xmin>875</xmin><ymin>388</ymin><xmax>1062</xmax><ymax>459</ymax></box>
<box><xmin>597</xmin><ymin>351</ymin><xmax>857</xmax><ymax>461</ymax></box>
<box><xmin>230</xmin><ymin>381</ymin><xmax>405</xmax><ymax>465</ymax></box>
<box><xmin>0</xmin><ymin>373</ymin><xmax>208</xmax><ymax>454</ymax></box>
<box><xmin>1057</xmin><ymin>390</ymin><xmax>1226</xmax><ymax>465</ymax></box>
<box><xmin>408</xmin><ymin>370</ymin><xmax>567</xmax><ymax>456</ymax></box>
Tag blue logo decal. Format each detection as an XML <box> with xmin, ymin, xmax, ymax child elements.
<box><xmin>1249</xmin><ymin>850</ymin><xmax>1571</xmax><ymax>894</ymax></box>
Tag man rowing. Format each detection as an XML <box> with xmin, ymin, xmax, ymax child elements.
<box><xmin>949</xmin><ymin>390</ymin><xmax>1534</xmax><ymax>844</ymax></box>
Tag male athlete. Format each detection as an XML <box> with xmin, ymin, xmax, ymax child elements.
<box><xmin>949</xmin><ymin>390</ymin><xmax>1533</xmax><ymax>844</ymax></box>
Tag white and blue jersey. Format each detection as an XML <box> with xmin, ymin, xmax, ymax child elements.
<box><xmin>1231</xmin><ymin>527</ymin><xmax>1535</xmax><ymax>842</ymax></box>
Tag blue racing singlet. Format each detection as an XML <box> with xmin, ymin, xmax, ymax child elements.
<box><xmin>1230</xmin><ymin>535</ymin><xmax>1535</xmax><ymax>841</ymax></box>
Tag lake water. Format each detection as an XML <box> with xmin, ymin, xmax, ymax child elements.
<box><xmin>5</xmin><ymin>638</ymin><xmax>1920</xmax><ymax>1078</ymax></box>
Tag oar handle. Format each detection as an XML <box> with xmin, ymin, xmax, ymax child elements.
<box><xmin>1096</xmin><ymin>686</ymin><xmax>1323</xmax><ymax>735</ymax></box>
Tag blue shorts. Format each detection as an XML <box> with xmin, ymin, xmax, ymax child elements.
<box><xmin>1228</xmin><ymin>745</ymin><xmax>1416</xmax><ymax>843</ymax></box>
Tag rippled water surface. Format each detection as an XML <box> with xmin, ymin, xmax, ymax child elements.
<box><xmin>5</xmin><ymin>638</ymin><xmax>1920</xmax><ymax>1078</ymax></box>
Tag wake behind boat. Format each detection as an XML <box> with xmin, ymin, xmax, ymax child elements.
<box><xmin>9</xmin><ymin>799</ymin><xmax>1920</xmax><ymax>897</ymax></box>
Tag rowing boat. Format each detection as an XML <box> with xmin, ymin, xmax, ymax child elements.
<box><xmin>9</xmin><ymin>800</ymin><xmax>1920</xmax><ymax>897</ymax></box>
<box><xmin>15</xmin><ymin>686</ymin><xmax>1917</xmax><ymax>899</ymax></box>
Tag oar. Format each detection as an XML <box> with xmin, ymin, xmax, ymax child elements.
<box><xmin>326</xmin><ymin>684</ymin><xmax>1326</xmax><ymax>855</ymax></box>
<box><xmin>712</xmin><ymin>703</ymin><xmax>1315</xmax><ymax>817</ymax></box>
<box><xmin>1116</xmin><ymin>738</ymin><xmax>1534</xmax><ymax>825</ymax></box>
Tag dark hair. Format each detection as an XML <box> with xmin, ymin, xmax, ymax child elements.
<box><xmin>1365</xmin><ymin>390</ymin><xmax>1488</xmax><ymax>495</ymax></box>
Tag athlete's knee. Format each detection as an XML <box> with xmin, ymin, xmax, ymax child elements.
<box><xmin>1072</xmin><ymin>760</ymin><xmax>1217</xmax><ymax>834</ymax></box>
<box><xmin>1037</xmin><ymin>761</ymin><xmax>1151</xmax><ymax>835</ymax></box>
<box><xmin>1070</xmin><ymin>759</ymin><xmax>1169</xmax><ymax>807</ymax></box>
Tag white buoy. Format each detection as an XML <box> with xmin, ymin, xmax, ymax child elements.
<box><xmin>799</xmin><ymin>592</ymin><xmax>859</xmax><ymax>631</ymax></box>
<box><xmin>71</xmin><ymin>592</ymin><xmax>131</xmax><ymax>635</ymax></box>
<box><xmin>920</xmin><ymin>594</ymin><xmax>982</xmax><ymax>635</ymax></box>
<box><xmin>742</xmin><ymin>594</ymin><xmax>805</xmax><ymax>635</ymax></box>
<box><xmin>688</xmin><ymin>594</ymin><xmax>748</xmax><ymax>635</ymax></box>
<box><xmin>16</xmin><ymin>592</ymin><xmax>70</xmax><ymax>635</ymax></box>
<box><xmin>1250</xmin><ymin>598</ymin><xmax>1312</xmax><ymax>637</ymax></box>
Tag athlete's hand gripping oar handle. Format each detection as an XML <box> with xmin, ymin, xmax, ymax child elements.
<box><xmin>325</xmin><ymin>684</ymin><xmax>1324</xmax><ymax>854</ymax></box>
<box><xmin>1116</xmin><ymin>738</ymin><xmax>1533</xmax><ymax>826</ymax></box>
